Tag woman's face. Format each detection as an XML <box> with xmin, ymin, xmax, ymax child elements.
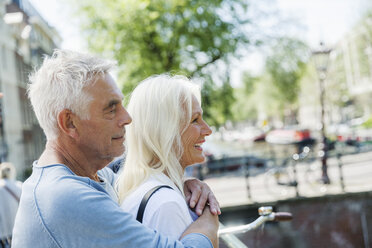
<box><xmin>180</xmin><ymin>96</ymin><xmax>212</xmax><ymax>168</ymax></box>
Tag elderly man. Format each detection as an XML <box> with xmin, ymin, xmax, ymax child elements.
<box><xmin>12</xmin><ymin>50</ymin><xmax>219</xmax><ymax>248</ymax></box>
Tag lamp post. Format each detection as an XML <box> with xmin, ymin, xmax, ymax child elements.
<box><xmin>312</xmin><ymin>42</ymin><xmax>332</xmax><ymax>184</ymax></box>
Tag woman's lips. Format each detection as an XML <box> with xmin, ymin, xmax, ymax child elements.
<box><xmin>194</xmin><ymin>140</ymin><xmax>205</xmax><ymax>151</ymax></box>
<box><xmin>194</xmin><ymin>146</ymin><xmax>203</xmax><ymax>151</ymax></box>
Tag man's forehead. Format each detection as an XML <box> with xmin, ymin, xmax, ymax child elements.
<box><xmin>107</xmin><ymin>77</ymin><xmax>124</xmax><ymax>99</ymax></box>
<box><xmin>91</xmin><ymin>74</ymin><xmax>122</xmax><ymax>91</ymax></box>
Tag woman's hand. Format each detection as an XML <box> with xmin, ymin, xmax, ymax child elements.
<box><xmin>184</xmin><ymin>178</ymin><xmax>221</xmax><ymax>216</ymax></box>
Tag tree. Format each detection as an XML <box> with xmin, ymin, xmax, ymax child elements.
<box><xmin>264</xmin><ymin>37</ymin><xmax>309</xmax><ymax>124</ymax></box>
<box><xmin>231</xmin><ymin>71</ymin><xmax>259</xmax><ymax>122</ymax></box>
<box><xmin>74</xmin><ymin>0</ymin><xmax>254</xmax><ymax>127</ymax></box>
<box><xmin>233</xmin><ymin>38</ymin><xmax>310</xmax><ymax>126</ymax></box>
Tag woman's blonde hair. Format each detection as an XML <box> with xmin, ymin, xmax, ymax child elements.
<box><xmin>117</xmin><ymin>74</ymin><xmax>200</xmax><ymax>203</ymax></box>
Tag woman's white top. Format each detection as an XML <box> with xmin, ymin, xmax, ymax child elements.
<box><xmin>120</xmin><ymin>173</ymin><xmax>198</xmax><ymax>239</ymax></box>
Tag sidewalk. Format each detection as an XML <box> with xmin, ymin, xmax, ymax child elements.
<box><xmin>204</xmin><ymin>150</ymin><xmax>372</xmax><ymax>208</ymax></box>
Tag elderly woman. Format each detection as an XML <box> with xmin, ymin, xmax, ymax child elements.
<box><xmin>117</xmin><ymin>75</ymin><xmax>216</xmax><ymax>239</ymax></box>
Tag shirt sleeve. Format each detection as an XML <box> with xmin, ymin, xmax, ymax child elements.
<box><xmin>181</xmin><ymin>233</ymin><xmax>213</xmax><ymax>248</ymax></box>
<box><xmin>41</xmin><ymin>178</ymin><xmax>212</xmax><ymax>248</ymax></box>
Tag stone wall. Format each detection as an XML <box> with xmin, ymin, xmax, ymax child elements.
<box><xmin>219</xmin><ymin>191</ymin><xmax>372</xmax><ymax>248</ymax></box>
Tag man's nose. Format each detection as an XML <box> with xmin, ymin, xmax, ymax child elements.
<box><xmin>118</xmin><ymin>106</ymin><xmax>132</xmax><ymax>127</ymax></box>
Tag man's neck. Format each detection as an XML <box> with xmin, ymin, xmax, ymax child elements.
<box><xmin>38</xmin><ymin>140</ymin><xmax>102</xmax><ymax>182</ymax></box>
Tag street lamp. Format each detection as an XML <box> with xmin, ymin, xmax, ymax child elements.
<box><xmin>312</xmin><ymin>42</ymin><xmax>332</xmax><ymax>184</ymax></box>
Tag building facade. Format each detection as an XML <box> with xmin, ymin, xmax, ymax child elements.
<box><xmin>0</xmin><ymin>0</ymin><xmax>60</xmax><ymax>179</ymax></box>
<box><xmin>298</xmin><ymin>14</ymin><xmax>372</xmax><ymax>134</ymax></box>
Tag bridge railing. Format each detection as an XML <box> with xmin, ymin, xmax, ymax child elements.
<box><xmin>219</xmin><ymin>206</ymin><xmax>293</xmax><ymax>248</ymax></box>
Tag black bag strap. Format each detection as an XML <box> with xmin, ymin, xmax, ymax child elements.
<box><xmin>4</xmin><ymin>185</ymin><xmax>20</xmax><ymax>202</ymax></box>
<box><xmin>136</xmin><ymin>185</ymin><xmax>173</xmax><ymax>223</ymax></box>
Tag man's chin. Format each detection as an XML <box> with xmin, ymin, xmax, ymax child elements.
<box><xmin>113</xmin><ymin>146</ymin><xmax>125</xmax><ymax>157</ymax></box>
<box><xmin>101</xmin><ymin>148</ymin><xmax>124</xmax><ymax>162</ymax></box>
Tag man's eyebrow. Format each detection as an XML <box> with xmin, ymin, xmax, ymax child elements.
<box><xmin>103</xmin><ymin>99</ymin><xmax>121</xmax><ymax>110</ymax></box>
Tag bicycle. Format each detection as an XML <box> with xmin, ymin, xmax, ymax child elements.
<box><xmin>219</xmin><ymin>206</ymin><xmax>293</xmax><ymax>248</ymax></box>
<box><xmin>303</xmin><ymin>141</ymin><xmax>346</xmax><ymax>193</ymax></box>
<box><xmin>264</xmin><ymin>146</ymin><xmax>314</xmax><ymax>198</ymax></box>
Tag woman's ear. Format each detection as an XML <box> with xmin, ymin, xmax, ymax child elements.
<box><xmin>57</xmin><ymin>109</ymin><xmax>78</xmax><ymax>139</ymax></box>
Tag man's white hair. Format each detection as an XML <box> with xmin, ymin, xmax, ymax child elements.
<box><xmin>117</xmin><ymin>74</ymin><xmax>201</xmax><ymax>203</ymax></box>
<box><xmin>28</xmin><ymin>49</ymin><xmax>116</xmax><ymax>140</ymax></box>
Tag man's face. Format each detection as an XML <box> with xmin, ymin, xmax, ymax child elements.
<box><xmin>75</xmin><ymin>73</ymin><xmax>132</xmax><ymax>163</ymax></box>
<box><xmin>180</xmin><ymin>96</ymin><xmax>212</xmax><ymax>168</ymax></box>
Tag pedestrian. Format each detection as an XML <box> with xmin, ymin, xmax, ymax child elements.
<box><xmin>0</xmin><ymin>162</ymin><xmax>21</xmax><ymax>247</ymax></box>
<box><xmin>12</xmin><ymin>50</ymin><xmax>219</xmax><ymax>248</ymax></box>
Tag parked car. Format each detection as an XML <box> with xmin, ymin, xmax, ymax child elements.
<box><xmin>241</xmin><ymin>127</ymin><xmax>266</xmax><ymax>142</ymax></box>
<box><xmin>222</xmin><ymin>127</ymin><xmax>266</xmax><ymax>143</ymax></box>
<box><xmin>265</xmin><ymin>127</ymin><xmax>315</xmax><ymax>146</ymax></box>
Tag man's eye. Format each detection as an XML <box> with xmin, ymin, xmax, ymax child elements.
<box><xmin>192</xmin><ymin>118</ymin><xmax>198</xmax><ymax>123</ymax></box>
<box><xmin>109</xmin><ymin>106</ymin><xmax>116</xmax><ymax>113</ymax></box>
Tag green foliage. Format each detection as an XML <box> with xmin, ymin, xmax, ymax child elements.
<box><xmin>231</xmin><ymin>71</ymin><xmax>259</xmax><ymax>122</ymax></box>
<box><xmin>234</xmin><ymin>38</ymin><xmax>310</xmax><ymax>124</ymax></box>
<box><xmin>265</xmin><ymin>37</ymin><xmax>309</xmax><ymax>105</ymax></box>
<box><xmin>74</xmin><ymin>0</ymin><xmax>251</xmax><ymax>127</ymax></box>
<box><xmin>264</xmin><ymin>37</ymin><xmax>309</xmax><ymax>122</ymax></box>
<box><xmin>232</xmin><ymin>87</ymin><xmax>257</xmax><ymax>122</ymax></box>
<box><xmin>362</xmin><ymin>116</ymin><xmax>372</xmax><ymax>128</ymax></box>
<box><xmin>201</xmin><ymin>75</ymin><xmax>236</xmax><ymax>126</ymax></box>
<box><xmin>242</xmin><ymin>72</ymin><xmax>259</xmax><ymax>96</ymax></box>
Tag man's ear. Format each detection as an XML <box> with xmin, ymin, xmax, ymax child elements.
<box><xmin>57</xmin><ymin>109</ymin><xmax>78</xmax><ymax>139</ymax></box>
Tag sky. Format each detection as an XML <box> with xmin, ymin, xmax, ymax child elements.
<box><xmin>277</xmin><ymin>0</ymin><xmax>371</xmax><ymax>47</ymax></box>
<box><xmin>27</xmin><ymin>0</ymin><xmax>86</xmax><ymax>51</ymax></box>
<box><xmin>28</xmin><ymin>0</ymin><xmax>372</xmax><ymax>84</ymax></box>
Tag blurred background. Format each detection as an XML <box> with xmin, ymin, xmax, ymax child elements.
<box><xmin>1</xmin><ymin>0</ymin><xmax>372</xmax><ymax>247</ymax></box>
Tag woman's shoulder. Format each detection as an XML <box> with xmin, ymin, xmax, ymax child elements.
<box><xmin>146</xmin><ymin>174</ymin><xmax>185</xmax><ymax>204</ymax></box>
<box><xmin>148</xmin><ymin>185</ymin><xmax>185</xmax><ymax>206</ymax></box>
<box><xmin>143</xmin><ymin>182</ymin><xmax>194</xmax><ymax>239</ymax></box>
<box><xmin>120</xmin><ymin>175</ymin><xmax>173</xmax><ymax>212</ymax></box>
<box><xmin>128</xmin><ymin>176</ymin><xmax>183</xmax><ymax>203</ymax></box>
<box><xmin>145</xmin><ymin>178</ymin><xmax>190</xmax><ymax>219</ymax></box>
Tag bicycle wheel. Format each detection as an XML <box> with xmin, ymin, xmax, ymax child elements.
<box><xmin>264</xmin><ymin>166</ymin><xmax>296</xmax><ymax>197</ymax></box>
<box><xmin>304</xmin><ymin>161</ymin><xmax>328</xmax><ymax>193</ymax></box>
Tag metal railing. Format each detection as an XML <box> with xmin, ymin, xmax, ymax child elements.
<box><xmin>219</xmin><ymin>206</ymin><xmax>292</xmax><ymax>248</ymax></box>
